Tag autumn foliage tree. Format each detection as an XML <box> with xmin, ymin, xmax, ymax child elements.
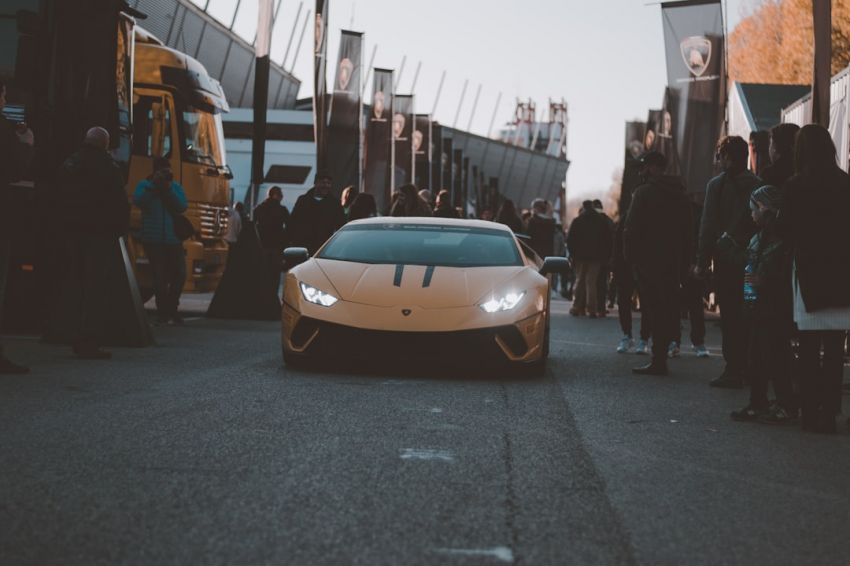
<box><xmin>729</xmin><ymin>0</ymin><xmax>850</xmax><ymax>84</ymax></box>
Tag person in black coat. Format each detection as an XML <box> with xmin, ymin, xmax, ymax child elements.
<box><xmin>696</xmin><ymin>136</ymin><xmax>762</xmax><ymax>387</ymax></box>
<box><xmin>57</xmin><ymin>127</ymin><xmax>130</xmax><ymax>359</ymax></box>
<box><xmin>254</xmin><ymin>185</ymin><xmax>290</xmax><ymax>294</ymax></box>
<box><xmin>567</xmin><ymin>200</ymin><xmax>612</xmax><ymax>317</ymax></box>
<box><xmin>494</xmin><ymin>199</ymin><xmax>524</xmax><ymax>234</ymax></box>
<box><xmin>288</xmin><ymin>173</ymin><xmax>346</xmax><ymax>256</ymax></box>
<box><xmin>624</xmin><ymin>151</ymin><xmax>693</xmax><ymax>375</ymax></box>
<box><xmin>779</xmin><ymin>124</ymin><xmax>850</xmax><ymax>433</ymax></box>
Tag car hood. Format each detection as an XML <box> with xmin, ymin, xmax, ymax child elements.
<box><xmin>313</xmin><ymin>259</ymin><xmax>529</xmax><ymax>309</ymax></box>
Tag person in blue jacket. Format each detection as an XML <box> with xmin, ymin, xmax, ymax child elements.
<box><xmin>133</xmin><ymin>157</ymin><xmax>188</xmax><ymax>324</ymax></box>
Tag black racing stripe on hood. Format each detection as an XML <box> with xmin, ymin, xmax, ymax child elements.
<box><xmin>394</xmin><ymin>264</ymin><xmax>404</xmax><ymax>287</ymax></box>
<box><xmin>422</xmin><ymin>265</ymin><xmax>435</xmax><ymax>288</ymax></box>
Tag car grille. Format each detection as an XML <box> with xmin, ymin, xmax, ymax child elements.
<box><xmin>294</xmin><ymin>318</ymin><xmax>527</xmax><ymax>362</ymax></box>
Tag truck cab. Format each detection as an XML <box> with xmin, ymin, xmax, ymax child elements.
<box><xmin>130</xmin><ymin>28</ymin><xmax>232</xmax><ymax>296</ymax></box>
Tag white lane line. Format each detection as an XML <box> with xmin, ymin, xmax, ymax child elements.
<box><xmin>400</xmin><ymin>448</ymin><xmax>454</xmax><ymax>463</ymax></box>
<box><xmin>433</xmin><ymin>546</ymin><xmax>514</xmax><ymax>562</ymax></box>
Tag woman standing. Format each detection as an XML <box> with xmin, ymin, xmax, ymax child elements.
<box><xmin>781</xmin><ymin>124</ymin><xmax>850</xmax><ymax>433</ymax></box>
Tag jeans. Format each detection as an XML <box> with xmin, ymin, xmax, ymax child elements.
<box><xmin>573</xmin><ymin>259</ymin><xmax>603</xmax><ymax>314</ymax></box>
<box><xmin>144</xmin><ymin>243</ymin><xmax>185</xmax><ymax>320</ymax></box>
<box><xmin>614</xmin><ymin>262</ymin><xmax>649</xmax><ymax>340</ymax></box>
<box><xmin>676</xmin><ymin>276</ymin><xmax>706</xmax><ymax>346</ymax></box>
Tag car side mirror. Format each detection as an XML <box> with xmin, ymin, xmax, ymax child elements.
<box><xmin>539</xmin><ymin>256</ymin><xmax>570</xmax><ymax>275</ymax></box>
<box><xmin>283</xmin><ymin>247</ymin><xmax>310</xmax><ymax>269</ymax></box>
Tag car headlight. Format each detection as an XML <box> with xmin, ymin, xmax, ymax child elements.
<box><xmin>479</xmin><ymin>291</ymin><xmax>525</xmax><ymax>313</ymax></box>
<box><xmin>299</xmin><ymin>282</ymin><xmax>338</xmax><ymax>307</ymax></box>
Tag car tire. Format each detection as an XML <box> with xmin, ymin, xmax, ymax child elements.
<box><xmin>521</xmin><ymin>319</ymin><xmax>550</xmax><ymax>377</ymax></box>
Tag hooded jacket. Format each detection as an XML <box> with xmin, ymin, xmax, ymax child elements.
<box><xmin>623</xmin><ymin>174</ymin><xmax>693</xmax><ymax>278</ymax></box>
<box><xmin>288</xmin><ymin>187</ymin><xmax>346</xmax><ymax>255</ymax></box>
<box><xmin>58</xmin><ymin>144</ymin><xmax>130</xmax><ymax>239</ymax></box>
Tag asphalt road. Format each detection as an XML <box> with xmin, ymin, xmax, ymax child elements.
<box><xmin>1</xmin><ymin>300</ymin><xmax>849</xmax><ymax>565</ymax></box>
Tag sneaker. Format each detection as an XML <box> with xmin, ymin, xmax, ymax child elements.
<box><xmin>668</xmin><ymin>342</ymin><xmax>680</xmax><ymax>358</ymax></box>
<box><xmin>693</xmin><ymin>344</ymin><xmax>710</xmax><ymax>358</ymax></box>
<box><xmin>617</xmin><ymin>336</ymin><xmax>634</xmax><ymax>354</ymax></box>
<box><xmin>730</xmin><ymin>405</ymin><xmax>768</xmax><ymax>422</ymax></box>
<box><xmin>758</xmin><ymin>404</ymin><xmax>797</xmax><ymax>425</ymax></box>
<box><xmin>632</xmin><ymin>362</ymin><xmax>669</xmax><ymax>376</ymax></box>
<box><xmin>635</xmin><ymin>339</ymin><xmax>649</xmax><ymax>355</ymax></box>
<box><xmin>0</xmin><ymin>355</ymin><xmax>29</xmax><ymax>374</ymax></box>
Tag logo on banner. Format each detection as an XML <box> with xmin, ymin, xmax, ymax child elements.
<box><xmin>680</xmin><ymin>36</ymin><xmax>711</xmax><ymax>77</ymax></box>
<box><xmin>372</xmin><ymin>91</ymin><xmax>386</xmax><ymax>121</ymax></box>
<box><xmin>337</xmin><ymin>58</ymin><xmax>353</xmax><ymax>91</ymax></box>
<box><xmin>393</xmin><ymin>113</ymin><xmax>406</xmax><ymax>140</ymax></box>
<box><xmin>413</xmin><ymin>130</ymin><xmax>423</xmax><ymax>153</ymax></box>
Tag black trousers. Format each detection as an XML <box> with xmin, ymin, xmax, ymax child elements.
<box><xmin>676</xmin><ymin>276</ymin><xmax>706</xmax><ymax>346</ymax></box>
<box><xmin>597</xmin><ymin>261</ymin><xmax>610</xmax><ymax>312</ymax></box>
<box><xmin>637</xmin><ymin>270</ymin><xmax>679</xmax><ymax>365</ymax></box>
<box><xmin>0</xmin><ymin>238</ymin><xmax>9</xmax><ymax>355</ymax></box>
<box><xmin>748</xmin><ymin>319</ymin><xmax>795</xmax><ymax>411</ymax></box>
<box><xmin>69</xmin><ymin>236</ymin><xmax>113</xmax><ymax>345</ymax></box>
<box><xmin>615</xmin><ymin>263</ymin><xmax>649</xmax><ymax>340</ymax></box>
<box><xmin>798</xmin><ymin>330</ymin><xmax>846</xmax><ymax>419</ymax></box>
<box><xmin>144</xmin><ymin>243</ymin><xmax>185</xmax><ymax>320</ymax></box>
<box><xmin>262</xmin><ymin>248</ymin><xmax>283</xmax><ymax>297</ymax></box>
<box><xmin>715</xmin><ymin>260</ymin><xmax>748</xmax><ymax>376</ymax></box>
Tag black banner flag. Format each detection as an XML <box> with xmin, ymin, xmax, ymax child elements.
<box><xmin>661</xmin><ymin>0</ymin><xmax>725</xmax><ymax>200</ymax></box>
<box><xmin>392</xmin><ymin>94</ymin><xmax>414</xmax><ymax>189</ymax></box>
<box><xmin>314</xmin><ymin>0</ymin><xmax>329</xmax><ymax>173</ymax></box>
<box><xmin>431</xmin><ymin>123</ymin><xmax>443</xmax><ymax>191</ymax></box>
<box><xmin>327</xmin><ymin>30</ymin><xmax>363</xmax><ymax>192</ymax></box>
<box><xmin>414</xmin><ymin>114</ymin><xmax>432</xmax><ymax>190</ymax></box>
<box><xmin>364</xmin><ymin>68</ymin><xmax>394</xmax><ymax>213</ymax></box>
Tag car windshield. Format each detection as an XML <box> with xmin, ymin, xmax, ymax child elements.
<box><xmin>318</xmin><ymin>224</ymin><xmax>523</xmax><ymax>267</ymax></box>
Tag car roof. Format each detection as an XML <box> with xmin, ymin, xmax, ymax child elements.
<box><xmin>344</xmin><ymin>216</ymin><xmax>514</xmax><ymax>232</ymax></box>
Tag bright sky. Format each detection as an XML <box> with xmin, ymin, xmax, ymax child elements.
<box><xmin>201</xmin><ymin>0</ymin><xmax>751</xmax><ymax>198</ymax></box>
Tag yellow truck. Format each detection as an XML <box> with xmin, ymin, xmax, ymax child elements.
<box><xmin>129</xmin><ymin>28</ymin><xmax>232</xmax><ymax>297</ymax></box>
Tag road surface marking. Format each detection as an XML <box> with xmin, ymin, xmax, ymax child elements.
<box><xmin>400</xmin><ymin>449</ymin><xmax>454</xmax><ymax>462</ymax></box>
<box><xmin>433</xmin><ymin>546</ymin><xmax>514</xmax><ymax>562</ymax></box>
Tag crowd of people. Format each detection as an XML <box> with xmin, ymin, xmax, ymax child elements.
<box><xmin>621</xmin><ymin>124</ymin><xmax>850</xmax><ymax>434</ymax></box>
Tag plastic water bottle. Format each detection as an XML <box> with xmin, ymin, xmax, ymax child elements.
<box><xmin>743</xmin><ymin>262</ymin><xmax>758</xmax><ymax>305</ymax></box>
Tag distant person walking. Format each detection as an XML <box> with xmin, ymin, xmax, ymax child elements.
<box><xmin>289</xmin><ymin>172</ymin><xmax>346</xmax><ymax>255</ymax></box>
<box><xmin>432</xmin><ymin>189</ymin><xmax>458</xmax><ymax>218</ymax></box>
<box><xmin>779</xmin><ymin>124</ymin><xmax>850</xmax><ymax>434</ymax></box>
<box><xmin>567</xmin><ymin>200</ymin><xmax>612</xmax><ymax>318</ymax></box>
<box><xmin>390</xmin><ymin>184</ymin><xmax>434</xmax><ymax>218</ymax></box>
<box><xmin>133</xmin><ymin>157</ymin><xmax>188</xmax><ymax>325</ymax></box>
<box><xmin>696</xmin><ymin>136</ymin><xmax>762</xmax><ymax>388</ymax></box>
<box><xmin>254</xmin><ymin>185</ymin><xmax>290</xmax><ymax>294</ymax></box>
<box><xmin>624</xmin><ymin>152</ymin><xmax>692</xmax><ymax>376</ymax></box>
<box><xmin>527</xmin><ymin>198</ymin><xmax>556</xmax><ymax>258</ymax></box>
<box><xmin>61</xmin><ymin>127</ymin><xmax>130</xmax><ymax>358</ymax></box>
<box><xmin>612</xmin><ymin>220</ymin><xmax>651</xmax><ymax>354</ymax></box>
<box><xmin>347</xmin><ymin>193</ymin><xmax>378</xmax><ymax>222</ymax></box>
<box><xmin>760</xmin><ymin>123</ymin><xmax>799</xmax><ymax>189</ymax></box>
<box><xmin>0</xmin><ymin>79</ymin><xmax>34</xmax><ymax>373</ymax></box>
<box><xmin>593</xmin><ymin>199</ymin><xmax>614</xmax><ymax>316</ymax></box>
<box><xmin>494</xmin><ymin>199</ymin><xmax>524</xmax><ymax>234</ymax></box>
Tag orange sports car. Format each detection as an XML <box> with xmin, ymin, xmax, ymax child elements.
<box><xmin>281</xmin><ymin>217</ymin><xmax>568</xmax><ymax>375</ymax></box>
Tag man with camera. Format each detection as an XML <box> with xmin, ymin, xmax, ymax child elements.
<box><xmin>133</xmin><ymin>157</ymin><xmax>188</xmax><ymax>325</ymax></box>
<box><xmin>695</xmin><ymin>136</ymin><xmax>762</xmax><ymax>388</ymax></box>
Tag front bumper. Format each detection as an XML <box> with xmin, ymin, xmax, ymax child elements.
<box><xmin>282</xmin><ymin>302</ymin><xmax>546</xmax><ymax>364</ymax></box>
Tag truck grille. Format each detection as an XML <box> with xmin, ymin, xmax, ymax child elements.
<box><xmin>188</xmin><ymin>203</ymin><xmax>229</xmax><ymax>241</ymax></box>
